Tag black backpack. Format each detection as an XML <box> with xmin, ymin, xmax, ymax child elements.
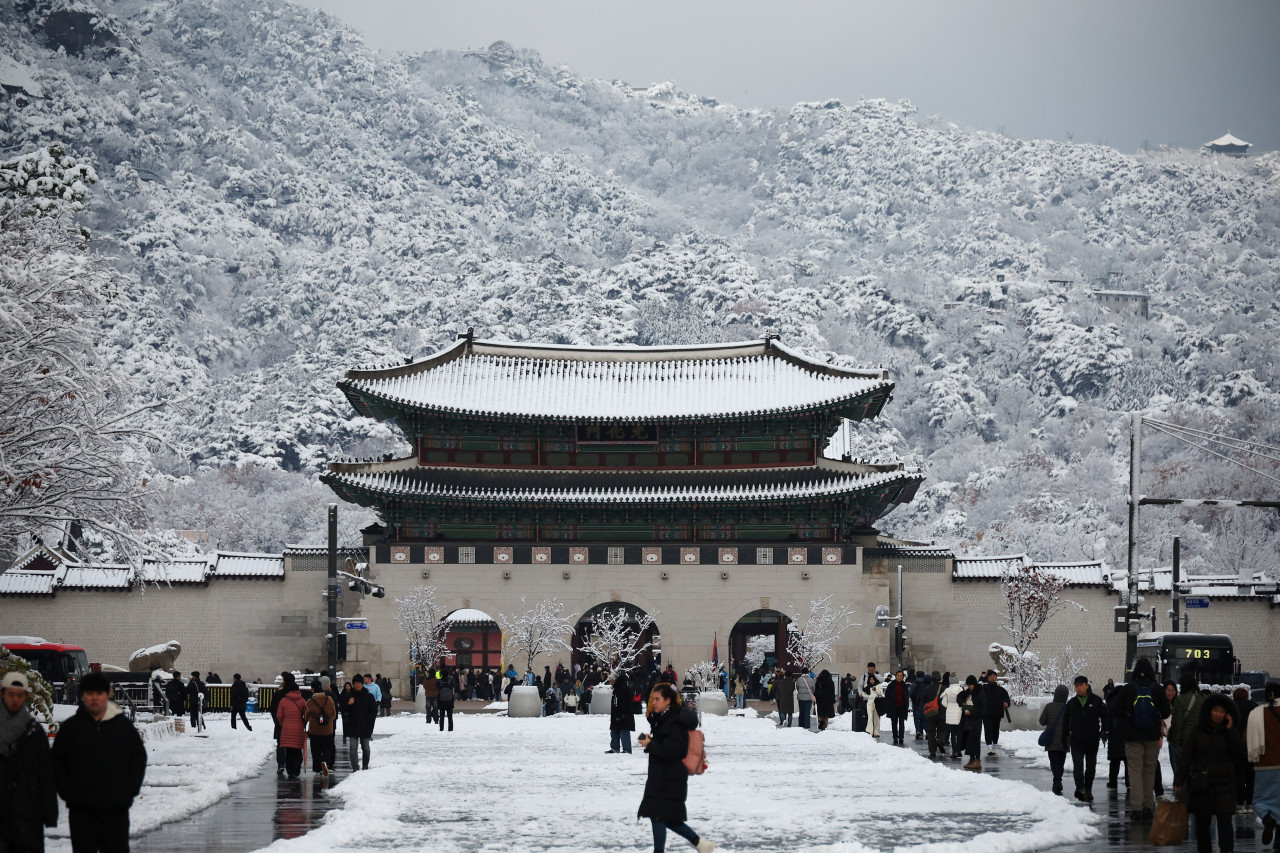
<box><xmin>1129</xmin><ymin>683</ymin><xmax>1159</xmax><ymax>731</ymax></box>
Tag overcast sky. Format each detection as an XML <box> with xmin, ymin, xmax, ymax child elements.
<box><xmin>296</xmin><ymin>1</ymin><xmax>1279</xmax><ymax>154</ymax></box>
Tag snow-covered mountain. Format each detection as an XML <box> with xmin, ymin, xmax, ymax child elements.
<box><xmin>3</xmin><ymin>0</ymin><xmax>1277</xmax><ymax>569</ymax></box>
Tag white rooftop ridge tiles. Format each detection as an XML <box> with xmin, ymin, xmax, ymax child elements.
<box><xmin>953</xmin><ymin>554</ymin><xmax>1109</xmax><ymax>586</ymax></box>
<box><xmin>0</xmin><ymin>549</ymin><xmax>285</xmax><ymax>595</ymax></box>
<box><xmin>328</xmin><ymin>466</ymin><xmax>913</xmax><ymax>503</ymax></box>
<box><xmin>343</xmin><ymin>338</ymin><xmax>891</xmax><ymax>421</ymax></box>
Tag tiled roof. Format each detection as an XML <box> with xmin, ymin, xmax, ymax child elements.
<box><xmin>325</xmin><ymin>463</ymin><xmax>921</xmax><ymax>505</ymax></box>
<box><xmin>61</xmin><ymin>566</ymin><xmax>132</xmax><ymax>589</ymax></box>
<box><xmin>953</xmin><ymin>555</ymin><xmax>1110</xmax><ymax>586</ymax></box>
<box><xmin>1206</xmin><ymin>132</ymin><xmax>1251</xmax><ymax>148</ymax></box>
<box><xmin>340</xmin><ymin>337</ymin><xmax>892</xmax><ymax>422</ymax></box>
<box><xmin>445</xmin><ymin>608</ymin><xmax>496</xmax><ymax>624</ymax></box>
<box><xmin>212</xmin><ymin>552</ymin><xmax>284</xmax><ymax>577</ymax></box>
<box><xmin>0</xmin><ymin>571</ymin><xmax>56</xmax><ymax>596</ymax></box>
<box><xmin>139</xmin><ymin>559</ymin><xmax>210</xmax><ymax>584</ymax></box>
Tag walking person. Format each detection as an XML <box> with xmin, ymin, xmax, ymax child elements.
<box><xmin>275</xmin><ymin>677</ymin><xmax>306</xmax><ymax>779</ymax></box>
<box><xmin>1175</xmin><ymin>693</ymin><xmax>1245</xmax><ymax>853</ymax></box>
<box><xmin>910</xmin><ymin>670</ymin><xmax>927</xmax><ymax>740</ymax></box>
<box><xmin>636</xmin><ymin>684</ymin><xmax>715</xmax><ymax>853</ymax></box>
<box><xmin>186</xmin><ymin>670</ymin><xmax>208</xmax><ymax>732</ymax></box>
<box><xmin>0</xmin><ymin>671</ymin><xmax>59</xmax><ymax>852</ymax></box>
<box><xmin>1039</xmin><ymin>684</ymin><xmax>1071</xmax><ymax>795</ymax></box>
<box><xmin>337</xmin><ymin>680</ymin><xmax>352</xmax><ymax>743</ymax></box>
<box><xmin>1171</xmin><ymin>672</ymin><xmax>1206</xmax><ymax>777</ymax></box>
<box><xmin>1114</xmin><ymin>657</ymin><xmax>1172</xmax><ymax>820</ymax></box>
<box><xmin>921</xmin><ymin>672</ymin><xmax>946</xmax><ymax>759</ymax></box>
<box><xmin>959</xmin><ymin>676</ymin><xmax>987</xmax><ymax>770</ymax></box>
<box><xmin>345</xmin><ymin>675</ymin><xmax>378</xmax><ymax>770</ymax></box>
<box><xmin>1062</xmin><ymin>675</ymin><xmax>1108</xmax><ymax>802</ymax></box>
<box><xmin>942</xmin><ymin>673</ymin><xmax>965</xmax><ymax>758</ymax></box>
<box><xmin>1232</xmin><ymin>687</ymin><xmax>1257</xmax><ymax>814</ymax></box>
<box><xmin>420</xmin><ymin>668</ymin><xmax>439</xmax><ymax>725</ymax></box>
<box><xmin>1247</xmin><ymin>681</ymin><xmax>1280</xmax><ymax>847</ymax></box>
<box><xmin>883</xmin><ymin>670</ymin><xmax>911</xmax><ymax>745</ymax></box>
<box><xmin>857</xmin><ymin>662</ymin><xmax>880</xmax><ymax>734</ymax></box>
<box><xmin>437</xmin><ymin>669</ymin><xmax>455</xmax><ymax>732</ymax></box>
<box><xmin>1105</xmin><ymin>686</ymin><xmax>1129</xmax><ymax>793</ymax></box>
<box><xmin>163</xmin><ymin>670</ymin><xmax>185</xmax><ymax>719</ymax></box>
<box><xmin>305</xmin><ymin>678</ymin><xmax>336</xmax><ymax>777</ymax></box>
<box><xmin>229</xmin><ymin>673</ymin><xmax>252</xmax><ymax>731</ymax></box>
<box><xmin>814</xmin><ymin>669</ymin><xmax>836</xmax><ymax>731</ymax></box>
<box><xmin>982</xmin><ymin>671</ymin><xmax>1011</xmax><ymax>755</ymax></box>
<box><xmin>609</xmin><ymin>673</ymin><xmax>636</xmax><ymax>753</ymax></box>
<box><xmin>795</xmin><ymin>669</ymin><xmax>816</xmax><ymax>730</ymax></box>
<box><xmin>50</xmin><ymin>672</ymin><xmax>147</xmax><ymax>853</ymax></box>
<box><xmin>773</xmin><ymin>670</ymin><xmax>795</xmax><ymax>728</ymax></box>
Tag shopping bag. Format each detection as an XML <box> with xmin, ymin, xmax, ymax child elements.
<box><xmin>1148</xmin><ymin>799</ymin><xmax>1188</xmax><ymax>846</ymax></box>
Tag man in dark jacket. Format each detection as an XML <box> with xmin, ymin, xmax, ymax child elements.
<box><xmin>883</xmin><ymin>670</ymin><xmax>912</xmax><ymax>745</ymax></box>
<box><xmin>608</xmin><ymin>673</ymin><xmax>636</xmax><ymax>753</ymax></box>
<box><xmin>186</xmin><ymin>671</ymin><xmax>207</xmax><ymax>732</ymax></box>
<box><xmin>982</xmin><ymin>671</ymin><xmax>1011</xmax><ymax>755</ymax></box>
<box><xmin>1113</xmin><ymin>657</ymin><xmax>1172</xmax><ymax>819</ymax></box>
<box><xmin>344</xmin><ymin>675</ymin><xmax>379</xmax><ymax>771</ymax></box>
<box><xmin>1</xmin><ymin>671</ymin><xmax>59</xmax><ymax>853</ymax></box>
<box><xmin>1062</xmin><ymin>675</ymin><xmax>1108</xmax><ymax>802</ymax></box>
<box><xmin>229</xmin><ymin>674</ymin><xmax>251</xmax><ymax>730</ymax></box>
<box><xmin>51</xmin><ymin>672</ymin><xmax>147</xmax><ymax>853</ymax></box>
<box><xmin>163</xmin><ymin>670</ymin><xmax>184</xmax><ymax>718</ymax></box>
<box><xmin>960</xmin><ymin>675</ymin><xmax>988</xmax><ymax>770</ymax></box>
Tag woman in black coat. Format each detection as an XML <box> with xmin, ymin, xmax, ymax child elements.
<box><xmin>637</xmin><ymin>684</ymin><xmax>713</xmax><ymax>853</ymax></box>
<box><xmin>609</xmin><ymin>673</ymin><xmax>636</xmax><ymax>753</ymax></box>
<box><xmin>1174</xmin><ymin>693</ymin><xmax>1246</xmax><ymax>853</ymax></box>
<box><xmin>814</xmin><ymin>669</ymin><xmax>836</xmax><ymax>730</ymax></box>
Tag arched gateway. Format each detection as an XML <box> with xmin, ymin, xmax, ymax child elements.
<box><xmin>322</xmin><ymin>333</ymin><xmax>924</xmax><ymax>685</ymax></box>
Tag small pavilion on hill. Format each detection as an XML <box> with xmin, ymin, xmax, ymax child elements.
<box><xmin>1204</xmin><ymin>131</ymin><xmax>1251</xmax><ymax>158</ymax></box>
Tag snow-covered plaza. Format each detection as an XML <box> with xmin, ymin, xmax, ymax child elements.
<box><xmin>60</xmin><ymin>708</ymin><xmax>1105</xmax><ymax>853</ymax></box>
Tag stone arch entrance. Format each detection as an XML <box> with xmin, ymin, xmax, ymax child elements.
<box><xmin>442</xmin><ymin>608</ymin><xmax>501</xmax><ymax>670</ymax></box>
<box><xmin>572</xmin><ymin>601</ymin><xmax>661</xmax><ymax>675</ymax></box>
<box><xmin>730</xmin><ymin>608</ymin><xmax>792</xmax><ymax>678</ymax></box>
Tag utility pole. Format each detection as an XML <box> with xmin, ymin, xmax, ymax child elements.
<box><xmin>327</xmin><ymin>504</ymin><xmax>338</xmax><ymax>674</ymax></box>
<box><xmin>1170</xmin><ymin>536</ymin><xmax>1182</xmax><ymax>632</ymax></box>
<box><xmin>1125</xmin><ymin>415</ymin><xmax>1142</xmax><ymax>667</ymax></box>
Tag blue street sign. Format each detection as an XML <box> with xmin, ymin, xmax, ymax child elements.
<box><xmin>345</xmin><ymin>620</ymin><xmax>369</xmax><ymax>630</ymax></box>
<box><xmin>1184</xmin><ymin>597</ymin><xmax>1209</xmax><ymax>609</ymax></box>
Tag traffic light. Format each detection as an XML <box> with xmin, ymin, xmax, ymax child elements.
<box><xmin>327</xmin><ymin>631</ymin><xmax>348</xmax><ymax>662</ymax></box>
<box><xmin>371</xmin><ymin>586</ymin><xmax>385</xmax><ymax>598</ymax></box>
<box><xmin>893</xmin><ymin>623</ymin><xmax>906</xmax><ymax>658</ymax></box>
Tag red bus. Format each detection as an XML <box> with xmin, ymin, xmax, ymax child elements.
<box><xmin>1</xmin><ymin>637</ymin><xmax>91</xmax><ymax>701</ymax></box>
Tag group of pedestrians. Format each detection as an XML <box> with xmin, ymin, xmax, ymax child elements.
<box><xmin>1036</xmin><ymin>660</ymin><xmax>1280</xmax><ymax>853</ymax></box>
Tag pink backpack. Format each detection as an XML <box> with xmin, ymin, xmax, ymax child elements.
<box><xmin>683</xmin><ymin>729</ymin><xmax>708</xmax><ymax>776</ymax></box>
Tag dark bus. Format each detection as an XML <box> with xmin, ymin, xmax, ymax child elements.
<box><xmin>1133</xmin><ymin>632</ymin><xmax>1236</xmax><ymax>686</ymax></box>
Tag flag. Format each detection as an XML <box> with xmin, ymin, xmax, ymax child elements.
<box><xmin>713</xmin><ymin>632</ymin><xmax>719</xmax><ymax>668</ymax></box>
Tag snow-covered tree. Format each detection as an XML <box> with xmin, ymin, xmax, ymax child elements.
<box><xmin>743</xmin><ymin>634</ymin><xmax>775</xmax><ymax>671</ymax></box>
<box><xmin>684</xmin><ymin>660</ymin><xmax>724</xmax><ymax>692</ymax></box>
<box><xmin>0</xmin><ymin>644</ymin><xmax>54</xmax><ymax>722</ymax></box>
<box><xmin>0</xmin><ymin>199</ymin><xmax>163</xmax><ymax>566</ymax></box>
<box><xmin>786</xmin><ymin>595</ymin><xmax>858</xmax><ymax>670</ymax></box>
<box><xmin>578</xmin><ymin>605</ymin><xmax>658</xmax><ymax>680</ymax></box>
<box><xmin>394</xmin><ymin>586</ymin><xmax>451</xmax><ymax>670</ymax></box>
<box><xmin>999</xmin><ymin>564</ymin><xmax>1083</xmax><ymax>656</ymax></box>
<box><xmin>498</xmin><ymin>597</ymin><xmax>576</xmax><ymax>672</ymax></box>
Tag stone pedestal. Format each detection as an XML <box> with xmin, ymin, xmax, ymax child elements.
<box><xmin>590</xmin><ymin>684</ymin><xmax>613</xmax><ymax>715</ymax></box>
<box><xmin>699</xmin><ymin>691</ymin><xmax>728</xmax><ymax>716</ymax></box>
<box><xmin>508</xmin><ymin>685</ymin><xmax>542</xmax><ymax>718</ymax></box>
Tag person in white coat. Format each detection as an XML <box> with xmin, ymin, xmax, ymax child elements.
<box><xmin>864</xmin><ymin>679</ymin><xmax>886</xmax><ymax>738</ymax></box>
<box><xmin>940</xmin><ymin>675</ymin><xmax>965</xmax><ymax>759</ymax></box>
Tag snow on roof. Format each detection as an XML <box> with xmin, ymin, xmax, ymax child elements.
<box><xmin>212</xmin><ymin>552</ymin><xmax>285</xmax><ymax>577</ymax></box>
<box><xmin>445</xmin><ymin>608</ymin><xmax>496</xmax><ymax>623</ymax></box>
<box><xmin>60</xmin><ymin>566</ymin><xmax>132</xmax><ymax>589</ymax></box>
<box><xmin>953</xmin><ymin>555</ymin><xmax>1109</xmax><ymax>586</ymax></box>
<box><xmin>0</xmin><ymin>636</ymin><xmax>51</xmax><ymax>645</ymax></box>
<box><xmin>341</xmin><ymin>337</ymin><xmax>892</xmax><ymax>422</ymax></box>
<box><xmin>139</xmin><ymin>558</ymin><xmax>211</xmax><ymax>584</ymax></box>
<box><xmin>326</xmin><ymin>465</ymin><xmax>918</xmax><ymax>505</ymax></box>
<box><xmin>1205</xmin><ymin>132</ymin><xmax>1251</xmax><ymax>148</ymax></box>
<box><xmin>0</xmin><ymin>571</ymin><xmax>56</xmax><ymax>596</ymax></box>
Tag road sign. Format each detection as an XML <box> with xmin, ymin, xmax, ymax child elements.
<box><xmin>345</xmin><ymin>619</ymin><xmax>369</xmax><ymax>630</ymax></box>
<box><xmin>1184</xmin><ymin>597</ymin><xmax>1209</xmax><ymax>609</ymax></box>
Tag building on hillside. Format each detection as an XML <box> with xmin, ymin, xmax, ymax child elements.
<box><xmin>1203</xmin><ymin>132</ymin><xmax>1252</xmax><ymax>158</ymax></box>
<box><xmin>1088</xmin><ymin>273</ymin><xmax>1149</xmax><ymax>319</ymax></box>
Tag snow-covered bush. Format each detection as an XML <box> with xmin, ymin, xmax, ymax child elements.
<box><xmin>498</xmin><ymin>597</ymin><xmax>576</xmax><ymax>673</ymax></box>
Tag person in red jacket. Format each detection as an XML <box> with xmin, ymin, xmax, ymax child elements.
<box><xmin>883</xmin><ymin>670</ymin><xmax>912</xmax><ymax>745</ymax></box>
<box><xmin>274</xmin><ymin>680</ymin><xmax>308</xmax><ymax>778</ymax></box>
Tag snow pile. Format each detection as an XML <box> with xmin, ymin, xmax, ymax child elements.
<box><xmin>258</xmin><ymin>711</ymin><xmax>1097</xmax><ymax>852</ymax></box>
<box><xmin>44</xmin><ymin>715</ymin><xmax>275</xmax><ymax>850</ymax></box>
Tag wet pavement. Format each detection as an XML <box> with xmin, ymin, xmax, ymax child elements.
<box><xmin>133</xmin><ymin>734</ymin><xmax>389</xmax><ymax>853</ymax></box>
<box><xmin>892</xmin><ymin>728</ymin><xmax>1273</xmax><ymax>853</ymax></box>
